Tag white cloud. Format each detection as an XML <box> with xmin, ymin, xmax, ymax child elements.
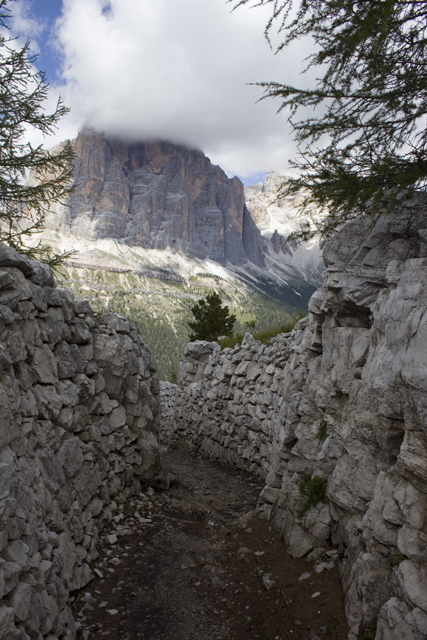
<box><xmin>27</xmin><ymin>0</ymin><xmax>319</xmax><ymax>179</ymax></box>
<box><xmin>10</xmin><ymin>0</ymin><xmax>45</xmax><ymax>52</ymax></box>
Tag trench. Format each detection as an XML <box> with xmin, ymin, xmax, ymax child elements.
<box><xmin>72</xmin><ymin>450</ymin><xmax>347</xmax><ymax>640</ymax></box>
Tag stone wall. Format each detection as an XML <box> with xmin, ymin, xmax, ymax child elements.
<box><xmin>163</xmin><ymin>200</ymin><xmax>427</xmax><ymax>640</ymax></box>
<box><xmin>159</xmin><ymin>381</ymin><xmax>178</xmax><ymax>448</ymax></box>
<box><xmin>0</xmin><ymin>243</ymin><xmax>161</xmax><ymax>640</ymax></box>
<box><xmin>172</xmin><ymin>333</ymin><xmax>295</xmax><ymax>479</ymax></box>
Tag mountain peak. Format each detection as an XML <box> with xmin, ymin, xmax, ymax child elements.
<box><xmin>46</xmin><ymin>129</ymin><xmax>264</xmax><ymax>267</ymax></box>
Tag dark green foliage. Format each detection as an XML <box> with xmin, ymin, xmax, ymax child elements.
<box><xmin>233</xmin><ymin>0</ymin><xmax>427</xmax><ymax>238</ymax></box>
<box><xmin>218</xmin><ymin>309</ymin><xmax>306</xmax><ymax>348</ymax></box>
<box><xmin>0</xmin><ymin>0</ymin><xmax>74</xmax><ymax>263</ymax></box>
<box><xmin>168</xmin><ymin>368</ymin><xmax>178</xmax><ymax>384</ymax></box>
<box><xmin>188</xmin><ymin>291</ymin><xmax>236</xmax><ymax>342</ymax></box>
<box><xmin>299</xmin><ymin>468</ymin><xmax>328</xmax><ymax>513</ymax></box>
<box><xmin>234</xmin><ymin>302</ymin><xmax>304</xmax><ymax>335</ymax></box>
<box><xmin>390</xmin><ymin>554</ymin><xmax>407</xmax><ymax>568</ymax></box>
<box><xmin>217</xmin><ymin>332</ymin><xmax>245</xmax><ymax>349</ymax></box>
<box><xmin>316</xmin><ymin>418</ymin><xmax>328</xmax><ymax>442</ymax></box>
<box><xmin>132</xmin><ymin>314</ymin><xmax>189</xmax><ymax>382</ymax></box>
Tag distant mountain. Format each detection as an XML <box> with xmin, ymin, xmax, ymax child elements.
<box><xmin>27</xmin><ymin>132</ymin><xmax>325</xmax><ymax>377</ymax></box>
<box><xmin>46</xmin><ymin>127</ymin><xmax>264</xmax><ymax>267</ymax></box>
<box><xmin>245</xmin><ymin>171</ymin><xmax>324</xmax><ymax>288</ymax></box>
<box><xmin>43</xmin><ymin>129</ymin><xmax>323</xmax><ymax>306</ymax></box>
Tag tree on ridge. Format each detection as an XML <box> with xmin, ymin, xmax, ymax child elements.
<box><xmin>188</xmin><ymin>291</ymin><xmax>236</xmax><ymax>342</ymax></box>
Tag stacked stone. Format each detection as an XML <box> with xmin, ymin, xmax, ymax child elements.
<box><xmin>0</xmin><ymin>243</ymin><xmax>160</xmax><ymax>639</ymax></box>
<box><xmin>172</xmin><ymin>331</ymin><xmax>293</xmax><ymax>478</ymax></box>
<box><xmin>158</xmin><ymin>381</ymin><xmax>178</xmax><ymax>447</ymax></box>
<box><xmin>165</xmin><ymin>200</ymin><xmax>427</xmax><ymax>640</ymax></box>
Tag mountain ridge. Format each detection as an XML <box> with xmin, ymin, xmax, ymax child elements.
<box><xmin>46</xmin><ymin>127</ymin><xmax>265</xmax><ymax>268</ymax></box>
<box><xmin>244</xmin><ymin>170</ymin><xmax>324</xmax><ymax>288</ymax></box>
<box><xmin>25</xmin><ymin>131</ymin><xmax>323</xmax><ymax>377</ymax></box>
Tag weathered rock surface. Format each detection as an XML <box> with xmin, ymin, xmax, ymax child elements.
<box><xmin>159</xmin><ymin>381</ymin><xmax>178</xmax><ymax>448</ymax></box>
<box><xmin>46</xmin><ymin>128</ymin><xmax>264</xmax><ymax>267</ymax></box>
<box><xmin>0</xmin><ymin>242</ymin><xmax>161</xmax><ymax>639</ymax></box>
<box><xmin>244</xmin><ymin>171</ymin><xmax>324</xmax><ymax>286</ymax></box>
<box><xmin>161</xmin><ymin>198</ymin><xmax>427</xmax><ymax>639</ymax></box>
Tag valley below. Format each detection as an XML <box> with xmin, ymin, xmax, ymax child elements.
<box><xmin>26</xmin><ymin>129</ymin><xmax>322</xmax><ymax>379</ymax></box>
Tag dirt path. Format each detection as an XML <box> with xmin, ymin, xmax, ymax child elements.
<box><xmin>72</xmin><ymin>451</ymin><xmax>348</xmax><ymax>640</ymax></box>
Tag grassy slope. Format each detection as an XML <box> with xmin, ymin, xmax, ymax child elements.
<box><xmin>55</xmin><ymin>265</ymin><xmax>307</xmax><ymax>381</ymax></box>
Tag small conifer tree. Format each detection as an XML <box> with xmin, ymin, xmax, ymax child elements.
<box><xmin>188</xmin><ymin>292</ymin><xmax>236</xmax><ymax>342</ymax></box>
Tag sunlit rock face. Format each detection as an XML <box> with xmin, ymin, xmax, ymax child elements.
<box><xmin>245</xmin><ymin>171</ymin><xmax>325</xmax><ymax>287</ymax></box>
<box><xmin>46</xmin><ymin>128</ymin><xmax>264</xmax><ymax>267</ymax></box>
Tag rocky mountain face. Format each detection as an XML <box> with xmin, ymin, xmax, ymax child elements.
<box><xmin>244</xmin><ymin>171</ymin><xmax>324</xmax><ymax>287</ymax></box>
<box><xmin>161</xmin><ymin>197</ymin><xmax>427</xmax><ymax>640</ymax></box>
<box><xmin>47</xmin><ymin>128</ymin><xmax>264</xmax><ymax>268</ymax></box>
<box><xmin>0</xmin><ymin>243</ymin><xmax>161</xmax><ymax>639</ymax></box>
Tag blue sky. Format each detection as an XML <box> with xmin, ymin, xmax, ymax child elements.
<box><xmin>9</xmin><ymin>0</ymin><xmax>315</xmax><ymax>184</ymax></box>
<box><xmin>30</xmin><ymin>0</ymin><xmax>63</xmax><ymax>83</ymax></box>
<box><xmin>11</xmin><ymin>0</ymin><xmax>63</xmax><ymax>82</ymax></box>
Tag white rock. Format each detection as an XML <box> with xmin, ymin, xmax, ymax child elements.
<box><xmin>298</xmin><ymin>572</ymin><xmax>311</xmax><ymax>581</ymax></box>
<box><xmin>314</xmin><ymin>563</ymin><xmax>328</xmax><ymax>574</ymax></box>
<box><xmin>261</xmin><ymin>573</ymin><xmax>276</xmax><ymax>591</ymax></box>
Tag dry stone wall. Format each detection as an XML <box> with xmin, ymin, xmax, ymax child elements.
<box><xmin>171</xmin><ymin>333</ymin><xmax>294</xmax><ymax>479</ymax></box>
<box><xmin>0</xmin><ymin>243</ymin><xmax>161</xmax><ymax>640</ymax></box>
<box><xmin>158</xmin><ymin>382</ymin><xmax>178</xmax><ymax>449</ymax></box>
<box><xmin>163</xmin><ymin>199</ymin><xmax>427</xmax><ymax>640</ymax></box>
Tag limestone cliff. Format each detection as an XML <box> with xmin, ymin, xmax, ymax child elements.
<box><xmin>47</xmin><ymin>128</ymin><xmax>264</xmax><ymax>267</ymax></box>
<box><xmin>163</xmin><ymin>197</ymin><xmax>427</xmax><ymax>640</ymax></box>
<box><xmin>0</xmin><ymin>243</ymin><xmax>161</xmax><ymax>639</ymax></box>
<box><xmin>244</xmin><ymin>171</ymin><xmax>324</xmax><ymax>286</ymax></box>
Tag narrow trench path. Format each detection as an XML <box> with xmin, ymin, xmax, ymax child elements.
<box><xmin>73</xmin><ymin>451</ymin><xmax>348</xmax><ymax>640</ymax></box>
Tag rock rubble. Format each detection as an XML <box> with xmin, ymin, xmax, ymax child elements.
<box><xmin>0</xmin><ymin>242</ymin><xmax>161</xmax><ymax>639</ymax></box>
<box><xmin>161</xmin><ymin>199</ymin><xmax>427</xmax><ymax>640</ymax></box>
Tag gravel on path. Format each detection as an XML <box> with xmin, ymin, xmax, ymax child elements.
<box><xmin>72</xmin><ymin>451</ymin><xmax>348</xmax><ymax>640</ymax></box>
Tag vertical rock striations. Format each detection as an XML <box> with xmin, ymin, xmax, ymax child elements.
<box><xmin>0</xmin><ymin>242</ymin><xmax>161</xmax><ymax>639</ymax></box>
<box><xmin>163</xmin><ymin>197</ymin><xmax>427</xmax><ymax>640</ymax></box>
<box><xmin>244</xmin><ymin>171</ymin><xmax>324</xmax><ymax>286</ymax></box>
<box><xmin>47</xmin><ymin>128</ymin><xmax>265</xmax><ymax>267</ymax></box>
